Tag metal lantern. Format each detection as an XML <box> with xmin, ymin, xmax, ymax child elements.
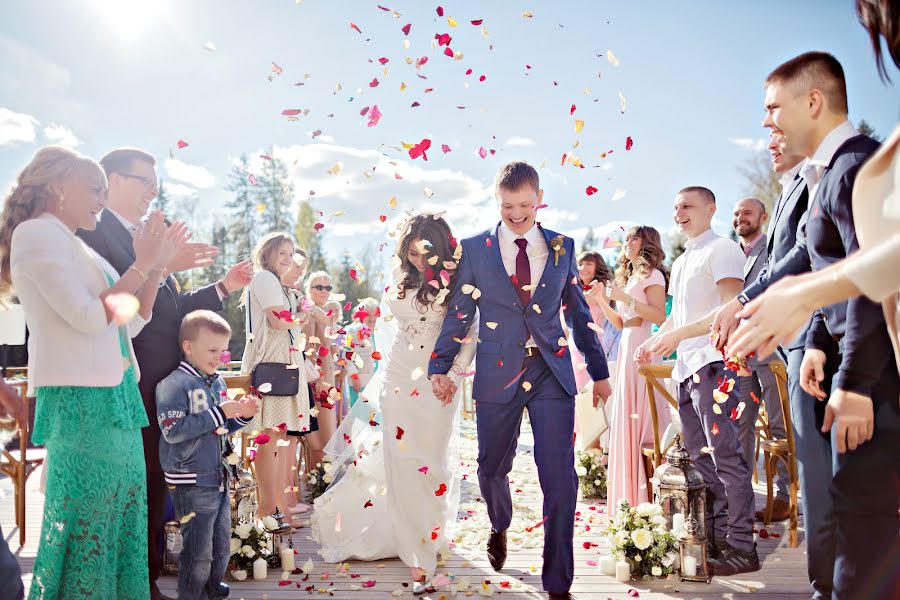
<box><xmin>229</xmin><ymin>463</ymin><xmax>258</xmax><ymax>524</ymax></box>
<box><xmin>653</xmin><ymin>435</ymin><xmax>708</xmax><ymax>539</ymax></box>
<box><xmin>267</xmin><ymin>507</ymin><xmax>293</xmax><ymax>568</ymax></box>
<box><xmin>679</xmin><ymin>516</ymin><xmax>710</xmax><ymax>583</ymax></box>
<box><xmin>162</xmin><ymin>520</ymin><xmax>182</xmax><ymax>576</ymax></box>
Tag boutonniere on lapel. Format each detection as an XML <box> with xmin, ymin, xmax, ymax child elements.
<box><xmin>550</xmin><ymin>234</ymin><xmax>567</xmax><ymax>266</ymax></box>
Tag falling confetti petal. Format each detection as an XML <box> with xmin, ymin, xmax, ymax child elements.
<box><xmin>202</xmin><ymin>41</ymin><xmax>216</xmax><ymax>52</ymax></box>
<box><xmin>625</xmin><ymin>136</ymin><xmax>634</xmax><ymax>150</ymax></box>
<box><xmin>619</xmin><ymin>90</ymin><xmax>627</xmax><ymax>113</ymax></box>
<box><xmin>610</xmin><ymin>188</ymin><xmax>627</xmax><ymax>202</ymax></box>
<box><xmin>575</xmin><ymin>119</ymin><xmax>584</xmax><ymax>133</ymax></box>
<box><xmin>104</xmin><ymin>293</ymin><xmax>140</xmax><ymax>326</ymax></box>
<box><xmin>585</xmin><ymin>185</ymin><xmax>598</xmax><ymax>196</ymax></box>
<box><xmin>607</xmin><ymin>49</ymin><xmax>621</xmax><ymax>67</ymax></box>
<box><xmin>179</xmin><ymin>512</ymin><xmax>196</xmax><ymax>524</ymax></box>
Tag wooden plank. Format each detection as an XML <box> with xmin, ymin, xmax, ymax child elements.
<box><xmin>2</xmin><ymin>419</ymin><xmax>812</xmax><ymax>599</ymax></box>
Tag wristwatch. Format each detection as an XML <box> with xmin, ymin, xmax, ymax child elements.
<box><xmin>736</xmin><ymin>292</ymin><xmax>750</xmax><ymax>306</ymax></box>
<box><xmin>216</xmin><ymin>281</ymin><xmax>229</xmax><ymax>298</ymax></box>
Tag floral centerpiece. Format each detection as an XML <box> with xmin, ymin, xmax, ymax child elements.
<box><xmin>604</xmin><ymin>499</ymin><xmax>679</xmax><ymax>580</ymax></box>
<box><xmin>307</xmin><ymin>455</ymin><xmax>334</xmax><ymax>501</ymax></box>
<box><xmin>227</xmin><ymin>517</ymin><xmax>277</xmax><ymax>580</ymax></box>
<box><xmin>575</xmin><ymin>448</ymin><xmax>607</xmax><ymax>498</ymax></box>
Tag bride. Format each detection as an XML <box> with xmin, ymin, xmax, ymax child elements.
<box><xmin>311</xmin><ymin>214</ymin><xmax>476</xmax><ymax>592</ymax></box>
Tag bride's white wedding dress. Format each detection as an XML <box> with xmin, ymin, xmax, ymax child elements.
<box><xmin>311</xmin><ymin>288</ymin><xmax>476</xmax><ymax>577</ymax></box>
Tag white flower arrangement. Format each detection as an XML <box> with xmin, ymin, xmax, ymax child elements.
<box><xmin>307</xmin><ymin>456</ymin><xmax>333</xmax><ymax>501</ymax></box>
<box><xmin>602</xmin><ymin>499</ymin><xmax>679</xmax><ymax>580</ymax></box>
<box><xmin>227</xmin><ymin>521</ymin><xmax>270</xmax><ymax>579</ymax></box>
<box><xmin>575</xmin><ymin>448</ymin><xmax>607</xmax><ymax>498</ymax></box>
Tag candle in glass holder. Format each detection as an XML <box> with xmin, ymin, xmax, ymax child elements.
<box><xmin>615</xmin><ymin>560</ymin><xmax>631</xmax><ymax>582</ymax></box>
<box><xmin>253</xmin><ymin>556</ymin><xmax>268</xmax><ymax>580</ymax></box>
<box><xmin>682</xmin><ymin>555</ymin><xmax>697</xmax><ymax>577</ymax></box>
<box><xmin>599</xmin><ymin>555</ymin><xmax>616</xmax><ymax>576</ymax></box>
<box><xmin>671</xmin><ymin>513</ymin><xmax>685</xmax><ymax>535</ymax></box>
<box><xmin>280</xmin><ymin>546</ymin><xmax>295</xmax><ymax>571</ymax></box>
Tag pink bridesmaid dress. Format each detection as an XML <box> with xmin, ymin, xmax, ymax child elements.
<box><xmin>605</xmin><ymin>268</ymin><xmax>669</xmax><ymax>513</ymax></box>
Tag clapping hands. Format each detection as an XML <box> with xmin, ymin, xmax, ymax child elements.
<box><xmin>239</xmin><ymin>394</ymin><xmax>261</xmax><ymax>419</ymax></box>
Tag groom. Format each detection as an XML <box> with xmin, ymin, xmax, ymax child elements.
<box><xmin>429</xmin><ymin>161</ymin><xmax>611</xmax><ymax>600</ymax></box>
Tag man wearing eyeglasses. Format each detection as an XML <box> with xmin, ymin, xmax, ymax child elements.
<box><xmin>77</xmin><ymin>147</ymin><xmax>252</xmax><ymax>600</ymax></box>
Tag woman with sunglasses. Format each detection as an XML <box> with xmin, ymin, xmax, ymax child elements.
<box><xmin>302</xmin><ymin>271</ymin><xmax>339</xmax><ymax>468</ymax></box>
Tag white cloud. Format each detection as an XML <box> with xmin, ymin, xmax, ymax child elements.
<box><xmin>0</xmin><ymin>107</ymin><xmax>39</xmax><ymax>146</ymax></box>
<box><xmin>504</xmin><ymin>136</ymin><xmax>537</xmax><ymax>147</ymax></box>
<box><xmin>728</xmin><ymin>137</ymin><xmax>766</xmax><ymax>151</ymax></box>
<box><xmin>0</xmin><ymin>37</ymin><xmax>71</xmax><ymax>92</ymax></box>
<box><xmin>162</xmin><ymin>182</ymin><xmax>198</xmax><ymax>198</ymax></box>
<box><xmin>42</xmin><ymin>123</ymin><xmax>80</xmax><ymax>148</ymax></box>
<box><xmin>249</xmin><ymin>143</ymin><xmax>494</xmax><ymax>242</ymax></box>
<box><xmin>164</xmin><ymin>158</ymin><xmax>216</xmax><ymax>189</ymax></box>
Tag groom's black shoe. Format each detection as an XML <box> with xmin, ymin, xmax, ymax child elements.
<box><xmin>487</xmin><ymin>527</ymin><xmax>507</xmax><ymax>571</ymax></box>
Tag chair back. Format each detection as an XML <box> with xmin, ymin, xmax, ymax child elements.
<box><xmin>638</xmin><ymin>363</ymin><xmax>679</xmax><ymax>469</ymax></box>
<box><xmin>767</xmin><ymin>360</ymin><xmax>796</xmax><ymax>459</ymax></box>
<box><xmin>0</xmin><ymin>379</ymin><xmax>30</xmax><ymax>464</ymax></box>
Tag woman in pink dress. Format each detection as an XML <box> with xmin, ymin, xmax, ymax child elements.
<box><xmin>588</xmin><ymin>226</ymin><xmax>668</xmax><ymax>512</ymax></box>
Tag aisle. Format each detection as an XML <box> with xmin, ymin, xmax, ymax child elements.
<box><xmin>4</xmin><ymin>418</ymin><xmax>811</xmax><ymax>599</ymax></box>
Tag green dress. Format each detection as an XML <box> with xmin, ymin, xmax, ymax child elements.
<box><xmin>28</xmin><ymin>319</ymin><xmax>149</xmax><ymax>599</ymax></box>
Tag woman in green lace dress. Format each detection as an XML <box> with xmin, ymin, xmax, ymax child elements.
<box><xmin>0</xmin><ymin>146</ymin><xmax>183</xmax><ymax>599</ymax></box>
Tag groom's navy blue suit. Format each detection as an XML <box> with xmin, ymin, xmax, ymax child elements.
<box><xmin>429</xmin><ymin>222</ymin><xmax>608</xmax><ymax>594</ymax></box>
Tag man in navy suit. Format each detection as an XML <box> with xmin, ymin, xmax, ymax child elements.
<box><xmin>758</xmin><ymin>52</ymin><xmax>899</xmax><ymax>599</ymax></box>
<box><xmin>77</xmin><ymin>148</ymin><xmax>252</xmax><ymax>600</ymax></box>
<box><xmin>428</xmin><ymin>162</ymin><xmax>611</xmax><ymax>600</ymax></box>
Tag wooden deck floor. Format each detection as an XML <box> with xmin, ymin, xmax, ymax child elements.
<box><xmin>3</xmin><ymin>420</ymin><xmax>812</xmax><ymax>599</ymax></box>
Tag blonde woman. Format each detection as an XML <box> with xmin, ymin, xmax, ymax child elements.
<box><xmin>0</xmin><ymin>146</ymin><xmax>182</xmax><ymax>599</ymax></box>
<box><xmin>588</xmin><ymin>225</ymin><xmax>668</xmax><ymax>511</ymax></box>
<box><xmin>240</xmin><ymin>233</ymin><xmax>311</xmax><ymax>524</ymax></box>
<box><xmin>302</xmin><ymin>271</ymin><xmax>339</xmax><ymax>467</ymax></box>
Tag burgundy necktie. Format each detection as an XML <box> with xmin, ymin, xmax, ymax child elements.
<box><xmin>513</xmin><ymin>238</ymin><xmax>531</xmax><ymax>307</ymax></box>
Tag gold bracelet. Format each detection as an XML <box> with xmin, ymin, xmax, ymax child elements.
<box><xmin>127</xmin><ymin>265</ymin><xmax>148</xmax><ymax>283</ymax></box>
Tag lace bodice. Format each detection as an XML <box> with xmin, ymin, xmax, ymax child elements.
<box><xmin>389</xmin><ymin>291</ymin><xmax>448</xmax><ymax>348</ymax></box>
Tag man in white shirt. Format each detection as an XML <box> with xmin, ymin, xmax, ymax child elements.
<box><xmin>636</xmin><ymin>186</ymin><xmax>758</xmax><ymax>575</ymax></box>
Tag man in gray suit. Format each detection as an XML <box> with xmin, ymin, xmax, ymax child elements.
<box><xmin>731</xmin><ymin>198</ymin><xmax>790</xmax><ymax>521</ymax></box>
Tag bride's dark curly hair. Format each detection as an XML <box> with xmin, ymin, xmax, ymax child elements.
<box><xmin>396</xmin><ymin>214</ymin><xmax>458</xmax><ymax>310</ymax></box>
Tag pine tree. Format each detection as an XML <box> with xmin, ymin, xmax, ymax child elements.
<box><xmin>295</xmin><ymin>199</ymin><xmax>328</xmax><ymax>271</ymax></box>
<box><xmin>856</xmin><ymin>119</ymin><xmax>881</xmax><ymax>142</ymax></box>
<box><xmin>580</xmin><ymin>226</ymin><xmax>597</xmax><ymax>253</ymax></box>
<box><xmin>225</xmin><ymin>154</ymin><xmax>259</xmax><ymax>264</ymax></box>
<box><xmin>255</xmin><ymin>148</ymin><xmax>295</xmax><ymax>235</ymax></box>
<box><xmin>153</xmin><ymin>179</ymin><xmax>170</xmax><ymax>216</ymax></box>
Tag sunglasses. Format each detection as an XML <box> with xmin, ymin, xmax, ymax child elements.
<box><xmin>311</xmin><ymin>284</ymin><xmax>333</xmax><ymax>291</ymax></box>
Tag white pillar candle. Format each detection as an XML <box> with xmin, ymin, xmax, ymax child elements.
<box><xmin>615</xmin><ymin>560</ymin><xmax>631</xmax><ymax>582</ymax></box>
<box><xmin>280</xmin><ymin>546</ymin><xmax>295</xmax><ymax>571</ymax></box>
<box><xmin>599</xmin><ymin>555</ymin><xmax>616</xmax><ymax>576</ymax></box>
<box><xmin>253</xmin><ymin>556</ymin><xmax>268</xmax><ymax>580</ymax></box>
<box><xmin>682</xmin><ymin>555</ymin><xmax>697</xmax><ymax>577</ymax></box>
<box><xmin>671</xmin><ymin>513</ymin><xmax>685</xmax><ymax>535</ymax></box>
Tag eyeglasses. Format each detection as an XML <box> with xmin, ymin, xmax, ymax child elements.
<box><xmin>119</xmin><ymin>172</ymin><xmax>159</xmax><ymax>192</ymax></box>
<box><xmin>311</xmin><ymin>285</ymin><xmax>333</xmax><ymax>291</ymax></box>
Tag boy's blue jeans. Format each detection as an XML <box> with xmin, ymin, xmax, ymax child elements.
<box><xmin>172</xmin><ymin>486</ymin><xmax>232</xmax><ymax>600</ymax></box>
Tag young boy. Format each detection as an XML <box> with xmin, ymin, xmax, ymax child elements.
<box><xmin>157</xmin><ymin>310</ymin><xmax>259</xmax><ymax>600</ymax></box>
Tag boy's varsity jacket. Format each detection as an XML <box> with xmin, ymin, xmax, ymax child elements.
<box><xmin>156</xmin><ymin>361</ymin><xmax>252</xmax><ymax>488</ymax></box>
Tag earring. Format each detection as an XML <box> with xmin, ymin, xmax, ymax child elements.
<box><xmin>58</xmin><ymin>193</ymin><xmax>65</xmax><ymax>211</ymax></box>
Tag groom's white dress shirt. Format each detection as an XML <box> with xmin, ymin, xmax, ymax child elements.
<box><xmin>498</xmin><ymin>222</ymin><xmax>548</xmax><ymax>348</ymax></box>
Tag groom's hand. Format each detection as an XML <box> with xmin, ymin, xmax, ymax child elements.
<box><xmin>431</xmin><ymin>374</ymin><xmax>455</xmax><ymax>406</ymax></box>
<box><xmin>592</xmin><ymin>379</ymin><xmax>612</xmax><ymax>408</ymax></box>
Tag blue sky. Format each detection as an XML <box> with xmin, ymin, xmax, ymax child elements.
<box><xmin>1</xmin><ymin>0</ymin><xmax>897</xmax><ymax>268</ymax></box>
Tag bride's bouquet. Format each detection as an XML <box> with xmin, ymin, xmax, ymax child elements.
<box><xmin>575</xmin><ymin>448</ymin><xmax>607</xmax><ymax>498</ymax></box>
<box><xmin>307</xmin><ymin>456</ymin><xmax>334</xmax><ymax>501</ymax></box>
<box><xmin>603</xmin><ymin>499</ymin><xmax>679</xmax><ymax>580</ymax></box>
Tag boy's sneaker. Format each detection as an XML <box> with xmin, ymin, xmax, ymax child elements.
<box><xmin>708</xmin><ymin>543</ymin><xmax>761</xmax><ymax>576</ymax></box>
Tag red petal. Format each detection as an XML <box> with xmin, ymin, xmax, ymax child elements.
<box><xmin>585</xmin><ymin>186</ymin><xmax>598</xmax><ymax>195</ymax></box>
<box><xmin>350</xmin><ymin>22</ymin><xmax>362</xmax><ymax>33</ymax></box>
<box><xmin>436</xmin><ymin>6</ymin><xmax>444</xmax><ymax>16</ymax></box>
<box><xmin>396</xmin><ymin>426</ymin><xmax>405</xmax><ymax>440</ymax></box>
<box><xmin>570</xmin><ymin>104</ymin><xmax>576</xmax><ymax>115</ymax></box>
<box><xmin>625</xmin><ymin>136</ymin><xmax>634</xmax><ymax>150</ymax></box>
<box><xmin>378</xmin><ymin>57</ymin><xmax>389</xmax><ymax>65</ymax></box>
<box><xmin>441</xmin><ymin>144</ymin><xmax>452</xmax><ymax>153</ymax></box>
<box><xmin>176</xmin><ymin>139</ymin><xmax>189</xmax><ymax>149</ymax></box>
<box><xmin>444</xmin><ymin>47</ymin><xmax>454</xmax><ymax>57</ymax></box>
<box><xmin>402</xmin><ymin>23</ymin><xmax>411</xmax><ymax>35</ymax></box>
<box><xmin>281</xmin><ymin>109</ymin><xmax>303</xmax><ymax>116</ymax></box>
<box><xmin>471</xmin><ymin>19</ymin><xmax>483</xmax><ymax>25</ymax></box>
<box><xmin>369</xmin><ymin>77</ymin><xmax>379</xmax><ymax>87</ymax></box>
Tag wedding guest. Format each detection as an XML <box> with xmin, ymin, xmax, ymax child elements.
<box><xmin>0</xmin><ymin>146</ymin><xmax>182</xmax><ymax>598</ymax></box>
<box><xmin>636</xmin><ymin>187</ymin><xmax>757</xmax><ymax>575</ymax></box>
<box><xmin>730</xmin><ymin>198</ymin><xmax>790</xmax><ymax>521</ymax></box>
<box><xmin>589</xmin><ymin>226</ymin><xmax>668</xmax><ymax>510</ymax></box>
<box><xmin>241</xmin><ymin>232</ymin><xmax>311</xmax><ymax>526</ymax></box>
<box><xmin>77</xmin><ymin>147</ymin><xmax>252</xmax><ymax>600</ymax></box>
<box><xmin>157</xmin><ymin>310</ymin><xmax>259</xmax><ymax>600</ymax></box>
<box><xmin>343</xmin><ymin>297</ymin><xmax>381</xmax><ymax>410</ymax></box>
<box><xmin>573</xmin><ymin>251</ymin><xmax>621</xmax><ymax>390</ymax></box>
<box><xmin>734</xmin><ymin>52</ymin><xmax>898</xmax><ymax>598</ymax></box>
<box><xmin>730</xmin><ymin>0</ymin><xmax>900</xmax><ymax>382</ymax></box>
<box><xmin>303</xmin><ymin>271</ymin><xmax>339</xmax><ymax>466</ymax></box>
<box><xmin>280</xmin><ymin>249</ymin><xmax>316</xmax><ymax>514</ymax></box>
<box><xmin>0</xmin><ymin>380</ymin><xmax>24</xmax><ymax>600</ymax></box>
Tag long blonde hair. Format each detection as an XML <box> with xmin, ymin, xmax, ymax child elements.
<box><xmin>614</xmin><ymin>225</ymin><xmax>668</xmax><ymax>290</ymax></box>
<box><xmin>0</xmin><ymin>146</ymin><xmax>106</xmax><ymax>299</ymax></box>
<box><xmin>251</xmin><ymin>232</ymin><xmax>294</xmax><ymax>276</ymax></box>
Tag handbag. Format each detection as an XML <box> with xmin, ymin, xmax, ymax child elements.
<box><xmin>247</xmin><ymin>287</ymin><xmax>301</xmax><ymax>396</ymax></box>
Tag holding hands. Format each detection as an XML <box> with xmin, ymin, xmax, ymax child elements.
<box><xmin>430</xmin><ymin>374</ymin><xmax>458</xmax><ymax>407</ymax></box>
